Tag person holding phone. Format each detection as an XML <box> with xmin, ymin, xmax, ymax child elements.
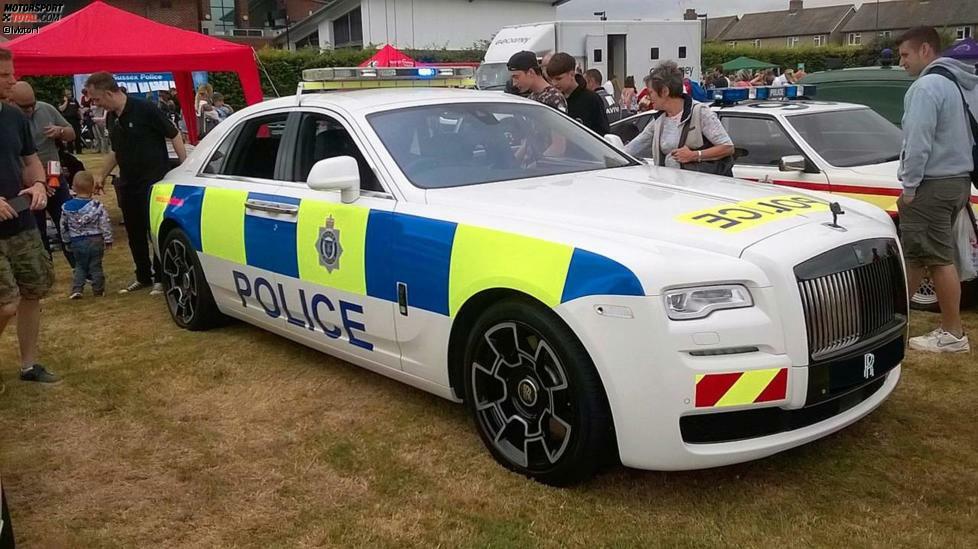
<box><xmin>0</xmin><ymin>47</ymin><xmax>59</xmax><ymax>385</ymax></box>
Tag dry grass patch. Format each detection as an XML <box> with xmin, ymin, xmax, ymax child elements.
<box><xmin>1</xmin><ymin>153</ymin><xmax>977</xmax><ymax>547</ymax></box>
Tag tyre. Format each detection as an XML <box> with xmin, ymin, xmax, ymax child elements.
<box><xmin>1</xmin><ymin>483</ymin><xmax>13</xmax><ymax>549</ymax></box>
<box><xmin>910</xmin><ymin>276</ymin><xmax>940</xmax><ymax>312</ymax></box>
<box><xmin>462</xmin><ymin>298</ymin><xmax>613</xmax><ymax>486</ymax></box>
<box><xmin>910</xmin><ymin>276</ymin><xmax>978</xmax><ymax>313</ymax></box>
<box><xmin>160</xmin><ymin>228</ymin><xmax>225</xmax><ymax>331</ymax></box>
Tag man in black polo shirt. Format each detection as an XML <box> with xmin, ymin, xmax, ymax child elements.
<box><xmin>546</xmin><ymin>53</ymin><xmax>610</xmax><ymax>135</ymax></box>
<box><xmin>87</xmin><ymin>71</ymin><xmax>186</xmax><ymax>295</ymax></box>
<box><xmin>0</xmin><ymin>47</ymin><xmax>59</xmax><ymax>384</ymax></box>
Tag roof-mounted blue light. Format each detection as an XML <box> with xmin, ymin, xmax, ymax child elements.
<box><xmin>715</xmin><ymin>87</ymin><xmax>750</xmax><ymax>104</ymax></box>
<box><xmin>716</xmin><ymin>85</ymin><xmax>816</xmax><ymax>105</ymax></box>
<box><xmin>417</xmin><ymin>67</ymin><xmax>437</xmax><ymax>78</ymax></box>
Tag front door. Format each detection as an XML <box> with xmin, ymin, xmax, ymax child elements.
<box><xmin>270</xmin><ymin>110</ymin><xmax>402</xmax><ymax>371</ymax></box>
<box><xmin>720</xmin><ymin>114</ymin><xmax>830</xmax><ymax>192</ymax></box>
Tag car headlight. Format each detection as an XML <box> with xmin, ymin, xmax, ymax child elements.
<box><xmin>664</xmin><ymin>284</ymin><xmax>754</xmax><ymax>320</ymax></box>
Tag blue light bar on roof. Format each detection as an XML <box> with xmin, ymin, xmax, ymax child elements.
<box><xmin>417</xmin><ymin>67</ymin><xmax>437</xmax><ymax>78</ymax></box>
<box><xmin>715</xmin><ymin>88</ymin><xmax>750</xmax><ymax>104</ymax></box>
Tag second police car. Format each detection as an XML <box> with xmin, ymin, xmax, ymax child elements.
<box><xmin>611</xmin><ymin>85</ymin><xmax>978</xmax><ymax>311</ymax></box>
<box><xmin>150</xmin><ymin>68</ymin><xmax>908</xmax><ymax>486</ymax></box>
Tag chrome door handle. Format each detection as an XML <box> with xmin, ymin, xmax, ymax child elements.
<box><xmin>245</xmin><ymin>199</ymin><xmax>299</xmax><ymax>216</ymax></box>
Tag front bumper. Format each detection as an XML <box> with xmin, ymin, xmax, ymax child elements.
<box><xmin>554</xmin><ymin>293</ymin><xmax>903</xmax><ymax>471</ymax></box>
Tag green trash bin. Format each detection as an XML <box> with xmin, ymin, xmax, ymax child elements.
<box><xmin>800</xmin><ymin>66</ymin><xmax>914</xmax><ymax>127</ymax></box>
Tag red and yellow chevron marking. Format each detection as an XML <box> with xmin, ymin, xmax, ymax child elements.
<box><xmin>695</xmin><ymin>368</ymin><xmax>788</xmax><ymax>408</ymax></box>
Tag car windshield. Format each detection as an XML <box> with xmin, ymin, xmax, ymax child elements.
<box><xmin>367</xmin><ymin>102</ymin><xmax>637</xmax><ymax>189</ymax></box>
<box><xmin>475</xmin><ymin>63</ymin><xmax>510</xmax><ymax>91</ymax></box>
<box><xmin>787</xmin><ymin>108</ymin><xmax>903</xmax><ymax>167</ymax></box>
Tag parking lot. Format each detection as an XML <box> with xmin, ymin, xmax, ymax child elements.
<box><xmin>0</xmin><ymin>154</ymin><xmax>974</xmax><ymax>547</ymax></box>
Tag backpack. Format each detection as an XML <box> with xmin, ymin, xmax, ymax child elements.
<box><xmin>927</xmin><ymin>66</ymin><xmax>978</xmax><ymax>190</ymax></box>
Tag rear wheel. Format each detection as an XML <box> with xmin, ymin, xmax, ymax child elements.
<box><xmin>462</xmin><ymin>299</ymin><xmax>613</xmax><ymax>486</ymax></box>
<box><xmin>161</xmin><ymin>228</ymin><xmax>225</xmax><ymax>331</ymax></box>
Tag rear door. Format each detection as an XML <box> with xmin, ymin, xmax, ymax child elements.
<box><xmin>196</xmin><ymin>110</ymin><xmax>292</xmax><ymax>329</ymax></box>
<box><xmin>719</xmin><ymin>114</ymin><xmax>829</xmax><ymax>192</ymax></box>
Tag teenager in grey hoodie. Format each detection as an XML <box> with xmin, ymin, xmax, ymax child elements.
<box><xmin>897</xmin><ymin>26</ymin><xmax>977</xmax><ymax>354</ymax></box>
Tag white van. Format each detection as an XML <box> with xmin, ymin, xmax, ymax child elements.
<box><xmin>476</xmin><ymin>20</ymin><xmax>703</xmax><ymax>91</ymax></box>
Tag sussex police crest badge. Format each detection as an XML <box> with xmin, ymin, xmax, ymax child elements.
<box><xmin>316</xmin><ymin>215</ymin><xmax>343</xmax><ymax>273</ymax></box>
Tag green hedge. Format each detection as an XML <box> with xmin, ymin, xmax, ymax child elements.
<box><xmin>703</xmin><ymin>44</ymin><xmax>874</xmax><ymax>73</ymax></box>
<box><xmin>22</xmin><ymin>75</ymin><xmax>72</xmax><ymax>107</ymax></box>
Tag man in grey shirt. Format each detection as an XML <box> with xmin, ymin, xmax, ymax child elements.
<box><xmin>9</xmin><ymin>81</ymin><xmax>76</xmax><ymax>262</ymax></box>
<box><xmin>897</xmin><ymin>26</ymin><xmax>977</xmax><ymax>354</ymax></box>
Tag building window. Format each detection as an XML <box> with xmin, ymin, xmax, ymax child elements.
<box><xmin>787</xmin><ymin>36</ymin><xmax>799</xmax><ymax>48</ymax></box>
<box><xmin>848</xmin><ymin>33</ymin><xmax>861</xmax><ymax>46</ymax></box>
<box><xmin>333</xmin><ymin>7</ymin><xmax>363</xmax><ymax>48</ymax></box>
<box><xmin>650</xmin><ymin>47</ymin><xmax>659</xmax><ymax>60</ymax></box>
<box><xmin>956</xmin><ymin>26</ymin><xmax>973</xmax><ymax>40</ymax></box>
<box><xmin>878</xmin><ymin>30</ymin><xmax>891</xmax><ymax>39</ymax></box>
<box><xmin>753</xmin><ymin>39</ymin><xmax>761</xmax><ymax>48</ymax></box>
<box><xmin>813</xmin><ymin>35</ymin><xmax>825</xmax><ymax>46</ymax></box>
<box><xmin>209</xmin><ymin>0</ymin><xmax>235</xmax><ymax>35</ymax></box>
<box><xmin>678</xmin><ymin>46</ymin><xmax>687</xmax><ymax>58</ymax></box>
<box><xmin>728</xmin><ymin>41</ymin><xmax>737</xmax><ymax>47</ymax></box>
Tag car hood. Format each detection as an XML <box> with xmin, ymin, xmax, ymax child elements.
<box><xmin>425</xmin><ymin>165</ymin><xmax>865</xmax><ymax>257</ymax></box>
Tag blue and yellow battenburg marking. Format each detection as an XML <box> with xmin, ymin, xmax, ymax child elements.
<box><xmin>152</xmin><ymin>184</ymin><xmax>646</xmax><ymax>327</ymax></box>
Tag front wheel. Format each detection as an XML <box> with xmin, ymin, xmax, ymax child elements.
<box><xmin>462</xmin><ymin>299</ymin><xmax>613</xmax><ymax>486</ymax></box>
<box><xmin>161</xmin><ymin>228</ymin><xmax>225</xmax><ymax>331</ymax></box>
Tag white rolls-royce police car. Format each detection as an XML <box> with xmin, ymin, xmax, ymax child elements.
<box><xmin>150</xmin><ymin>68</ymin><xmax>908</xmax><ymax>485</ymax></box>
<box><xmin>611</xmin><ymin>86</ymin><xmax>978</xmax><ymax>311</ymax></box>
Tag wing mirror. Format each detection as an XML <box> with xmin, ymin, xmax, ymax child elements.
<box><xmin>779</xmin><ymin>155</ymin><xmax>807</xmax><ymax>172</ymax></box>
<box><xmin>307</xmin><ymin>156</ymin><xmax>360</xmax><ymax>203</ymax></box>
<box><xmin>604</xmin><ymin>134</ymin><xmax>625</xmax><ymax>149</ymax></box>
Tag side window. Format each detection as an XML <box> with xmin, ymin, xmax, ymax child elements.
<box><xmin>294</xmin><ymin>112</ymin><xmax>384</xmax><ymax>193</ymax></box>
<box><xmin>216</xmin><ymin>113</ymin><xmax>288</xmax><ymax>179</ymax></box>
<box><xmin>612</xmin><ymin>113</ymin><xmax>654</xmax><ymax>145</ymax></box>
<box><xmin>202</xmin><ymin>126</ymin><xmax>239</xmax><ymax>175</ymax></box>
<box><xmin>721</xmin><ymin>116</ymin><xmax>802</xmax><ymax>166</ymax></box>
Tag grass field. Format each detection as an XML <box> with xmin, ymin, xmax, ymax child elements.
<box><xmin>1</xmin><ymin>154</ymin><xmax>977</xmax><ymax>547</ymax></box>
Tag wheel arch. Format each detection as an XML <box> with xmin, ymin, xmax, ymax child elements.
<box><xmin>446</xmin><ymin>288</ymin><xmax>611</xmax><ymax>408</ymax></box>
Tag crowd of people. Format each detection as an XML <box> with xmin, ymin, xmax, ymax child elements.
<box><xmin>1</xmin><ymin>46</ymin><xmax>188</xmax><ymax>387</ymax></box>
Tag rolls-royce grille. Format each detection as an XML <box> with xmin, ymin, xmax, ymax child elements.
<box><xmin>795</xmin><ymin>239</ymin><xmax>907</xmax><ymax>360</ymax></box>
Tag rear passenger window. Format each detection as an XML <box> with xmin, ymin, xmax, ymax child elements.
<box><xmin>721</xmin><ymin>116</ymin><xmax>802</xmax><ymax>166</ymax></box>
<box><xmin>215</xmin><ymin>114</ymin><xmax>288</xmax><ymax>179</ymax></box>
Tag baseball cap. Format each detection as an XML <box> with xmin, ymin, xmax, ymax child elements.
<box><xmin>507</xmin><ymin>51</ymin><xmax>539</xmax><ymax>72</ymax></box>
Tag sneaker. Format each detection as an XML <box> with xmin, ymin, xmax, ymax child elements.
<box><xmin>19</xmin><ymin>365</ymin><xmax>61</xmax><ymax>384</ymax></box>
<box><xmin>150</xmin><ymin>283</ymin><xmax>164</xmax><ymax>296</ymax></box>
<box><xmin>69</xmin><ymin>292</ymin><xmax>83</xmax><ymax>300</ymax></box>
<box><xmin>909</xmin><ymin>329</ymin><xmax>970</xmax><ymax>354</ymax></box>
<box><xmin>119</xmin><ymin>280</ymin><xmax>149</xmax><ymax>294</ymax></box>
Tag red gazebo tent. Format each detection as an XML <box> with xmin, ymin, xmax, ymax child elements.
<box><xmin>3</xmin><ymin>0</ymin><xmax>263</xmax><ymax>144</ymax></box>
<box><xmin>359</xmin><ymin>44</ymin><xmax>417</xmax><ymax>68</ymax></box>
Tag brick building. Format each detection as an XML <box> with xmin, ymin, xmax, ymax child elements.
<box><xmin>1</xmin><ymin>0</ymin><xmax>322</xmax><ymax>45</ymax></box>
